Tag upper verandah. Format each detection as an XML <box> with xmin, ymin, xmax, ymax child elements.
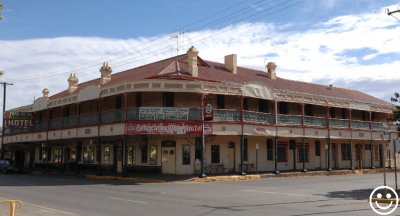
<box><xmin>10</xmin><ymin>46</ymin><xmax>394</xmax><ymax>113</ymax></box>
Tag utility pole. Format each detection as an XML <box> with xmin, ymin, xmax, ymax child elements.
<box><xmin>386</xmin><ymin>7</ymin><xmax>400</xmax><ymax>21</ymax></box>
<box><xmin>1</xmin><ymin>82</ymin><xmax>13</xmax><ymax>160</ymax></box>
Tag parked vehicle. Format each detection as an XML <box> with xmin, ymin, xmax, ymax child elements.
<box><xmin>0</xmin><ymin>160</ymin><xmax>18</xmax><ymax>174</ymax></box>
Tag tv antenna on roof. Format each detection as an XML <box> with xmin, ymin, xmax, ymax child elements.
<box><xmin>386</xmin><ymin>6</ymin><xmax>400</xmax><ymax>22</ymax></box>
<box><xmin>171</xmin><ymin>31</ymin><xmax>185</xmax><ymax>57</ymax></box>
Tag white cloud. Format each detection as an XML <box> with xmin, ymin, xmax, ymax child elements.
<box><xmin>0</xmin><ymin>4</ymin><xmax>399</xmax><ymax>113</ymax></box>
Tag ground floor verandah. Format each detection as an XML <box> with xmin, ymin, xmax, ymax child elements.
<box><xmin>2</xmin><ymin>134</ymin><xmax>394</xmax><ymax>175</ymax></box>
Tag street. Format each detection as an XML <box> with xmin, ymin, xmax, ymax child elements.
<box><xmin>0</xmin><ymin>173</ymin><xmax>395</xmax><ymax>216</ymax></box>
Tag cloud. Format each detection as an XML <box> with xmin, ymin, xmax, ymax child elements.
<box><xmin>0</xmin><ymin>4</ymin><xmax>399</xmax><ymax>114</ymax></box>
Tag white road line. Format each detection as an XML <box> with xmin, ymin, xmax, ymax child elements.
<box><xmin>242</xmin><ymin>189</ymin><xmax>322</xmax><ymax>198</ymax></box>
<box><xmin>0</xmin><ymin>197</ymin><xmax>78</xmax><ymax>216</ymax></box>
<box><xmin>108</xmin><ymin>197</ymin><xmax>148</xmax><ymax>204</ymax></box>
<box><xmin>25</xmin><ymin>203</ymin><xmax>78</xmax><ymax>216</ymax></box>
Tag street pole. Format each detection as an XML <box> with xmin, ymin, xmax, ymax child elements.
<box><xmin>1</xmin><ymin>82</ymin><xmax>13</xmax><ymax>160</ymax></box>
<box><xmin>200</xmin><ymin>94</ymin><xmax>206</xmax><ymax>178</ymax></box>
<box><xmin>393</xmin><ymin>138</ymin><xmax>398</xmax><ymax>191</ymax></box>
<box><xmin>382</xmin><ymin>125</ymin><xmax>387</xmax><ymax>188</ymax></box>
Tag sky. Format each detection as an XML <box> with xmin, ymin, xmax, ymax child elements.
<box><xmin>0</xmin><ymin>0</ymin><xmax>399</xmax><ymax>114</ymax></box>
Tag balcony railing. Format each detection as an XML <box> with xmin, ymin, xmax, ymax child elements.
<box><xmin>351</xmin><ymin>120</ymin><xmax>370</xmax><ymax>130</ymax></box>
<box><xmin>371</xmin><ymin>122</ymin><xmax>382</xmax><ymax>131</ymax></box>
<box><xmin>214</xmin><ymin>109</ymin><xmax>241</xmax><ymax>121</ymax></box>
<box><xmin>304</xmin><ymin>116</ymin><xmax>327</xmax><ymax>127</ymax></box>
<box><xmin>79</xmin><ymin>113</ymin><xmax>99</xmax><ymax>126</ymax></box>
<box><xmin>243</xmin><ymin>111</ymin><xmax>275</xmax><ymax>124</ymax></box>
<box><xmin>63</xmin><ymin>116</ymin><xmax>78</xmax><ymax>128</ymax></box>
<box><xmin>34</xmin><ymin>121</ymin><xmax>48</xmax><ymax>131</ymax></box>
<box><xmin>277</xmin><ymin>115</ymin><xmax>302</xmax><ymax>125</ymax></box>
<box><xmin>101</xmin><ymin>109</ymin><xmax>125</xmax><ymax>123</ymax></box>
<box><xmin>49</xmin><ymin>119</ymin><xmax>63</xmax><ymax>129</ymax></box>
<box><xmin>329</xmin><ymin>118</ymin><xmax>349</xmax><ymax>128</ymax></box>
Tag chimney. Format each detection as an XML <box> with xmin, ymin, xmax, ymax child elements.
<box><xmin>42</xmin><ymin>88</ymin><xmax>49</xmax><ymax>98</ymax></box>
<box><xmin>67</xmin><ymin>73</ymin><xmax>79</xmax><ymax>93</ymax></box>
<box><xmin>186</xmin><ymin>46</ymin><xmax>198</xmax><ymax>77</ymax></box>
<box><xmin>266</xmin><ymin>62</ymin><xmax>277</xmax><ymax>80</ymax></box>
<box><xmin>224</xmin><ymin>54</ymin><xmax>237</xmax><ymax>74</ymax></box>
<box><xmin>100</xmin><ymin>62</ymin><xmax>112</xmax><ymax>85</ymax></box>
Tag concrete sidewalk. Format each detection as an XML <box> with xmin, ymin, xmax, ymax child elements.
<box><xmin>30</xmin><ymin>167</ymin><xmax>393</xmax><ymax>184</ymax></box>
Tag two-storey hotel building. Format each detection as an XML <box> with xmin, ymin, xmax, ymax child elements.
<box><xmin>2</xmin><ymin>46</ymin><xmax>398</xmax><ymax>175</ymax></box>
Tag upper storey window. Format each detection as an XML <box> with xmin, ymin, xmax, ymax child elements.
<box><xmin>258</xmin><ymin>99</ymin><xmax>269</xmax><ymax>113</ymax></box>
<box><xmin>163</xmin><ymin>92</ymin><xmax>174</xmax><ymax>107</ymax></box>
<box><xmin>278</xmin><ymin>102</ymin><xmax>288</xmax><ymax>115</ymax></box>
<box><xmin>217</xmin><ymin>95</ymin><xmax>225</xmax><ymax>109</ymax></box>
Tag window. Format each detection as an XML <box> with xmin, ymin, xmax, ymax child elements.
<box><xmin>374</xmin><ymin>145</ymin><xmax>379</xmax><ymax>161</ymax></box>
<box><xmin>104</xmin><ymin>145</ymin><xmax>111</xmax><ymax>164</ymax></box>
<box><xmin>135</xmin><ymin>92</ymin><xmax>142</xmax><ymax>107</ymax></box>
<box><xmin>211</xmin><ymin>145</ymin><xmax>220</xmax><ymax>164</ymax></box>
<box><xmin>341</xmin><ymin>108</ymin><xmax>348</xmax><ymax>119</ymax></box>
<box><xmin>297</xmin><ymin>143</ymin><xmax>309</xmax><ymax>162</ymax></box>
<box><xmin>362</xmin><ymin>111</ymin><xmax>369</xmax><ymax>121</ymax></box>
<box><xmin>217</xmin><ymin>95</ymin><xmax>225</xmax><ymax>109</ymax></box>
<box><xmin>163</xmin><ymin>92</ymin><xmax>174</xmax><ymax>107</ymax></box>
<box><xmin>70</xmin><ymin>148</ymin><xmax>76</xmax><ymax>160</ymax></box>
<box><xmin>258</xmin><ymin>99</ymin><xmax>269</xmax><ymax>113</ymax></box>
<box><xmin>243</xmin><ymin>98</ymin><xmax>249</xmax><ymax>110</ymax></box>
<box><xmin>195</xmin><ymin>137</ymin><xmax>202</xmax><ymax>161</ymax></box>
<box><xmin>330</xmin><ymin>108</ymin><xmax>336</xmax><ymax>118</ymax></box>
<box><xmin>64</xmin><ymin>107</ymin><xmax>70</xmax><ymax>117</ymax></box>
<box><xmin>243</xmin><ymin>138</ymin><xmax>248</xmax><ymax>161</ymax></box>
<box><xmin>115</xmin><ymin>95</ymin><xmax>122</xmax><ymax>109</ymax></box>
<box><xmin>83</xmin><ymin>145</ymin><xmax>95</xmax><ymax>163</ymax></box>
<box><xmin>149</xmin><ymin>145</ymin><xmax>157</xmax><ymax>165</ymax></box>
<box><xmin>266</xmin><ymin>139</ymin><xmax>273</xmax><ymax>161</ymax></box>
<box><xmin>332</xmin><ymin>143</ymin><xmax>336</xmax><ymax>161</ymax></box>
<box><xmin>141</xmin><ymin>144</ymin><xmax>148</xmax><ymax>163</ymax></box>
<box><xmin>127</xmin><ymin>144</ymin><xmax>136</xmax><ymax>165</ymax></box>
<box><xmin>277</xmin><ymin>142</ymin><xmax>288</xmax><ymax>162</ymax></box>
<box><xmin>315</xmin><ymin>140</ymin><xmax>321</xmax><ymax>156</ymax></box>
<box><xmin>278</xmin><ymin>102</ymin><xmax>288</xmax><ymax>114</ymax></box>
<box><xmin>341</xmin><ymin>143</ymin><xmax>351</xmax><ymax>160</ymax></box>
<box><xmin>53</xmin><ymin>148</ymin><xmax>61</xmax><ymax>163</ymax></box>
<box><xmin>182</xmin><ymin>145</ymin><xmax>191</xmax><ymax>165</ymax></box>
<box><xmin>304</xmin><ymin>104</ymin><xmax>313</xmax><ymax>116</ymax></box>
<box><xmin>365</xmin><ymin>144</ymin><xmax>372</xmax><ymax>150</ymax></box>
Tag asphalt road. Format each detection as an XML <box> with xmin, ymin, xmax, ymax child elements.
<box><xmin>0</xmin><ymin>173</ymin><xmax>397</xmax><ymax>216</ymax></box>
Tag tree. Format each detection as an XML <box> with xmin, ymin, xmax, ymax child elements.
<box><xmin>391</xmin><ymin>92</ymin><xmax>400</xmax><ymax>131</ymax></box>
<box><xmin>0</xmin><ymin>2</ymin><xmax>3</xmax><ymax>21</ymax></box>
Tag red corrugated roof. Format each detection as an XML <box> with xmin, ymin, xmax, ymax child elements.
<box><xmin>49</xmin><ymin>53</ymin><xmax>391</xmax><ymax>107</ymax></box>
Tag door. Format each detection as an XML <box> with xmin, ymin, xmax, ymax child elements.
<box><xmin>14</xmin><ymin>150</ymin><xmax>25</xmax><ymax>170</ymax></box>
<box><xmin>331</xmin><ymin>143</ymin><xmax>337</xmax><ymax>169</ymax></box>
<box><xmin>228</xmin><ymin>142</ymin><xmax>235</xmax><ymax>172</ymax></box>
<box><xmin>161</xmin><ymin>140</ymin><xmax>176</xmax><ymax>174</ymax></box>
<box><xmin>116</xmin><ymin>145</ymin><xmax>123</xmax><ymax>173</ymax></box>
<box><xmin>355</xmin><ymin>144</ymin><xmax>362</xmax><ymax>169</ymax></box>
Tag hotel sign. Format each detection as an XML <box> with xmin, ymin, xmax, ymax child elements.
<box><xmin>127</xmin><ymin>122</ymin><xmax>212</xmax><ymax>135</ymax></box>
<box><xmin>5</xmin><ymin>112</ymin><xmax>33</xmax><ymax>128</ymax></box>
<box><xmin>138</xmin><ymin>107</ymin><xmax>189</xmax><ymax>121</ymax></box>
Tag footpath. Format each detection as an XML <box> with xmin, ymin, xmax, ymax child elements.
<box><xmin>81</xmin><ymin>168</ymin><xmax>390</xmax><ymax>183</ymax></box>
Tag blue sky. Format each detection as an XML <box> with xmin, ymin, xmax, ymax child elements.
<box><xmin>0</xmin><ymin>0</ymin><xmax>399</xmax><ymax>111</ymax></box>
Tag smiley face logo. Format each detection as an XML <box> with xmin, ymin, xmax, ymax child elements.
<box><xmin>369</xmin><ymin>186</ymin><xmax>399</xmax><ymax>215</ymax></box>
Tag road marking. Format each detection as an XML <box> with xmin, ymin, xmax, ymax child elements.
<box><xmin>242</xmin><ymin>189</ymin><xmax>322</xmax><ymax>198</ymax></box>
<box><xmin>108</xmin><ymin>197</ymin><xmax>148</xmax><ymax>204</ymax></box>
<box><xmin>26</xmin><ymin>203</ymin><xmax>78</xmax><ymax>216</ymax></box>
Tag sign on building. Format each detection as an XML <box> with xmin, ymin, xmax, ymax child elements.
<box><xmin>127</xmin><ymin>122</ymin><xmax>212</xmax><ymax>135</ymax></box>
<box><xmin>138</xmin><ymin>107</ymin><xmax>189</xmax><ymax>121</ymax></box>
<box><xmin>4</xmin><ymin>112</ymin><xmax>33</xmax><ymax>128</ymax></box>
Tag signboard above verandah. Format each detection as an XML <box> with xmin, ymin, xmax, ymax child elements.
<box><xmin>126</xmin><ymin>122</ymin><xmax>212</xmax><ymax>135</ymax></box>
<box><xmin>138</xmin><ymin>107</ymin><xmax>189</xmax><ymax>121</ymax></box>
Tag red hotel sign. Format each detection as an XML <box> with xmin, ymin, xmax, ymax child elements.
<box><xmin>126</xmin><ymin>122</ymin><xmax>212</xmax><ymax>135</ymax></box>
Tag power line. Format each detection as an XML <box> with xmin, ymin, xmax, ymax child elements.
<box><xmin>6</xmin><ymin>0</ymin><xmax>305</xmax><ymax>83</ymax></box>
